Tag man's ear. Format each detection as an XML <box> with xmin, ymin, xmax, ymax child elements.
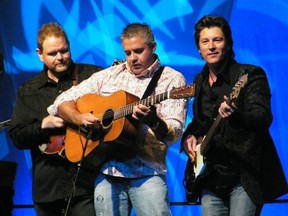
<box><xmin>36</xmin><ymin>48</ymin><xmax>41</xmax><ymax>55</ymax></box>
<box><xmin>198</xmin><ymin>50</ymin><xmax>203</xmax><ymax>59</ymax></box>
<box><xmin>151</xmin><ymin>42</ymin><xmax>156</xmax><ymax>52</ymax></box>
<box><xmin>36</xmin><ymin>48</ymin><xmax>44</xmax><ymax>62</ymax></box>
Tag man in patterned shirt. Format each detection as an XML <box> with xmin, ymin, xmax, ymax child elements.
<box><xmin>48</xmin><ymin>23</ymin><xmax>187</xmax><ymax>215</ymax></box>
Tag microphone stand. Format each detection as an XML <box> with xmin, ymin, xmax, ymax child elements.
<box><xmin>63</xmin><ymin>126</ymin><xmax>93</xmax><ymax>216</ymax></box>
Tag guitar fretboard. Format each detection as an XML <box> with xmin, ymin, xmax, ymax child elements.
<box><xmin>97</xmin><ymin>84</ymin><xmax>194</xmax><ymax>123</ymax></box>
<box><xmin>114</xmin><ymin>91</ymin><xmax>169</xmax><ymax>119</ymax></box>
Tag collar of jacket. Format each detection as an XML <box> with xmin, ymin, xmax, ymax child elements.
<box><xmin>202</xmin><ymin>58</ymin><xmax>237</xmax><ymax>85</ymax></box>
<box><xmin>35</xmin><ymin>61</ymin><xmax>76</xmax><ymax>88</ymax></box>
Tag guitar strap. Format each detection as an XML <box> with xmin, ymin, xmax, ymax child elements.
<box><xmin>72</xmin><ymin>64</ymin><xmax>79</xmax><ymax>85</ymax></box>
<box><xmin>141</xmin><ymin>66</ymin><xmax>164</xmax><ymax>99</ymax></box>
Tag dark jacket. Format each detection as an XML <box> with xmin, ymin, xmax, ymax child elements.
<box><xmin>9</xmin><ymin>62</ymin><xmax>103</xmax><ymax>203</ymax></box>
<box><xmin>182</xmin><ymin>59</ymin><xmax>288</xmax><ymax>204</ymax></box>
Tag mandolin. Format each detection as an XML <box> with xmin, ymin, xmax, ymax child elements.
<box><xmin>0</xmin><ymin>119</ymin><xmax>65</xmax><ymax>156</ymax></box>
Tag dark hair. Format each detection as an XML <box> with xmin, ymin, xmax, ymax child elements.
<box><xmin>194</xmin><ymin>15</ymin><xmax>234</xmax><ymax>58</ymax></box>
<box><xmin>37</xmin><ymin>23</ymin><xmax>70</xmax><ymax>51</ymax></box>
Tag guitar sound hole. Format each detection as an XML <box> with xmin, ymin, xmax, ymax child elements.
<box><xmin>102</xmin><ymin>109</ymin><xmax>114</xmax><ymax>128</ymax></box>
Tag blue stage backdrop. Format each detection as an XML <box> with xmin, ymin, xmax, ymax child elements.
<box><xmin>0</xmin><ymin>0</ymin><xmax>287</xmax><ymax>215</ymax></box>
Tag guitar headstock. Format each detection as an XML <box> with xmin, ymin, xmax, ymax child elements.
<box><xmin>169</xmin><ymin>84</ymin><xmax>195</xmax><ymax>99</ymax></box>
<box><xmin>111</xmin><ymin>59</ymin><xmax>126</xmax><ymax>66</ymax></box>
<box><xmin>230</xmin><ymin>74</ymin><xmax>248</xmax><ymax>100</ymax></box>
<box><xmin>0</xmin><ymin>119</ymin><xmax>11</xmax><ymax>131</ymax></box>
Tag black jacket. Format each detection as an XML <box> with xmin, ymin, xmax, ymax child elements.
<box><xmin>9</xmin><ymin>63</ymin><xmax>103</xmax><ymax>203</ymax></box>
<box><xmin>182</xmin><ymin>59</ymin><xmax>288</xmax><ymax>204</ymax></box>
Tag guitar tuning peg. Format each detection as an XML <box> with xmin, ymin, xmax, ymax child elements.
<box><xmin>111</xmin><ymin>59</ymin><xmax>126</xmax><ymax>66</ymax></box>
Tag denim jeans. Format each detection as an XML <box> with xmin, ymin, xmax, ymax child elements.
<box><xmin>94</xmin><ymin>173</ymin><xmax>171</xmax><ymax>216</ymax></box>
<box><xmin>201</xmin><ymin>184</ymin><xmax>262</xmax><ymax>216</ymax></box>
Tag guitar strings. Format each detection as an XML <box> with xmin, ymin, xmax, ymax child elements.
<box><xmin>98</xmin><ymin>92</ymin><xmax>169</xmax><ymax>121</ymax></box>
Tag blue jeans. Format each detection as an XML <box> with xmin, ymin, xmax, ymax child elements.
<box><xmin>201</xmin><ymin>184</ymin><xmax>262</xmax><ymax>216</ymax></box>
<box><xmin>94</xmin><ymin>173</ymin><xmax>171</xmax><ymax>216</ymax></box>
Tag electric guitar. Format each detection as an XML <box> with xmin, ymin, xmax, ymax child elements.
<box><xmin>64</xmin><ymin>84</ymin><xmax>196</xmax><ymax>163</ymax></box>
<box><xmin>184</xmin><ymin>74</ymin><xmax>248</xmax><ymax>203</ymax></box>
<box><xmin>0</xmin><ymin>119</ymin><xmax>65</xmax><ymax>156</ymax></box>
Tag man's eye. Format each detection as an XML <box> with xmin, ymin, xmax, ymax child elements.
<box><xmin>134</xmin><ymin>49</ymin><xmax>143</xmax><ymax>54</ymax></box>
<box><xmin>48</xmin><ymin>49</ymin><xmax>69</xmax><ymax>56</ymax></box>
<box><xmin>48</xmin><ymin>52</ymin><xmax>57</xmax><ymax>56</ymax></box>
<box><xmin>214</xmin><ymin>38</ymin><xmax>224</xmax><ymax>42</ymax></box>
<box><xmin>60</xmin><ymin>49</ymin><xmax>69</xmax><ymax>54</ymax></box>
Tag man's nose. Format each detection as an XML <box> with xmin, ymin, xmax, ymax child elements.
<box><xmin>131</xmin><ymin>52</ymin><xmax>137</xmax><ymax>61</ymax></box>
<box><xmin>56</xmin><ymin>52</ymin><xmax>63</xmax><ymax>58</ymax></box>
<box><xmin>208</xmin><ymin>41</ymin><xmax>216</xmax><ymax>49</ymax></box>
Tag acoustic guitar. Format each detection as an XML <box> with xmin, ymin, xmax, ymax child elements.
<box><xmin>64</xmin><ymin>84</ymin><xmax>196</xmax><ymax>163</ymax></box>
<box><xmin>184</xmin><ymin>73</ymin><xmax>248</xmax><ymax>203</ymax></box>
<box><xmin>0</xmin><ymin>119</ymin><xmax>65</xmax><ymax>156</ymax></box>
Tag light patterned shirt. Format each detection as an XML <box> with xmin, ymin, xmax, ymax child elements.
<box><xmin>48</xmin><ymin>58</ymin><xmax>187</xmax><ymax>178</ymax></box>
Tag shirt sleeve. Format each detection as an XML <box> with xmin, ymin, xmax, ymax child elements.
<box><xmin>47</xmin><ymin>70</ymin><xmax>104</xmax><ymax>115</ymax></box>
<box><xmin>155</xmin><ymin>68</ymin><xmax>188</xmax><ymax>145</ymax></box>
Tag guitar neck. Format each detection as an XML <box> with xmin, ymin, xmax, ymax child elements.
<box><xmin>114</xmin><ymin>92</ymin><xmax>169</xmax><ymax>120</ymax></box>
<box><xmin>200</xmin><ymin>114</ymin><xmax>222</xmax><ymax>154</ymax></box>
<box><xmin>199</xmin><ymin>74</ymin><xmax>248</xmax><ymax>155</ymax></box>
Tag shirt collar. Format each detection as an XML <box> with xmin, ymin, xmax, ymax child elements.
<box><xmin>37</xmin><ymin>61</ymin><xmax>76</xmax><ymax>88</ymax></box>
<box><xmin>124</xmin><ymin>54</ymin><xmax>161</xmax><ymax>78</ymax></box>
<box><xmin>203</xmin><ymin>58</ymin><xmax>235</xmax><ymax>84</ymax></box>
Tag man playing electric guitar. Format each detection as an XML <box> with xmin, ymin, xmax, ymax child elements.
<box><xmin>181</xmin><ymin>16</ymin><xmax>287</xmax><ymax>216</ymax></box>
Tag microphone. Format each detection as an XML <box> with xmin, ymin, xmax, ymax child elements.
<box><xmin>81</xmin><ymin>123</ymin><xmax>104</xmax><ymax>140</ymax></box>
